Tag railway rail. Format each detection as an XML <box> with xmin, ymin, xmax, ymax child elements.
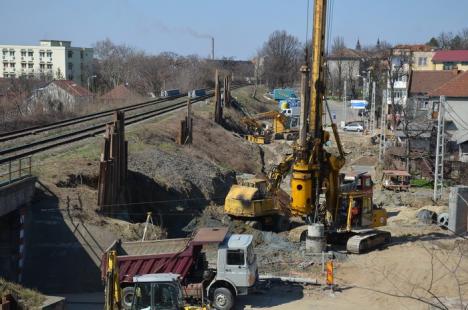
<box><xmin>0</xmin><ymin>84</ymin><xmax>245</xmax><ymax>164</ymax></box>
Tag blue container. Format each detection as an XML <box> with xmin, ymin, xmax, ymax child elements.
<box><xmin>273</xmin><ymin>88</ymin><xmax>297</xmax><ymax>101</ymax></box>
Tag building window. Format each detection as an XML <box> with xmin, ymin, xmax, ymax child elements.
<box><xmin>39</xmin><ymin>51</ymin><xmax>45</xmax><ymax>57</ymax></box>
<box><xmin>10</xmin><ymin>63</ymin><xmax>15</xmax><ymax>68</ymax></box>
<box><xmin>68</xmin><ymin>74</ymin><xmax>74</xmax><ymax>80</ymax></box>
<box><xmin>4</xmin><ymin>73</ymin><xmax>8</xmax><ymax>78</ymax></box>
<box><xmin>9</xmin><ymin>51</ymin><xmax>15</xmax><ymax>57</ymax></box>
<box><xmin>46</xmin><ymin>51</ymin><xmax>52</xmax><ymax>57</ymax></box>
<box><xmin>80</xmin><ymin>50</ymin><xmax>84</xmax><ymax>59</ymax></box>
<box><xmin>21</xmin><ymin>51</ymin><xmax>26</xmax><ymax>57</ymax></box>
<box><xmin>47</xmin><ymin>64</ymin><xmax>52</xmax><ymax>69</ymax></box>
<box><xmin>21</xmin><ymin>63</ymin><xmax>26</xmax><ymax>69</ymax></box>
<box><xmin>28</xmin><ymin>63</ymin><xmax>33</xmax><ymax>68</ymax></box>
<box><xmin>28</xmin><ymin>51</ymin><xmax>33</xmax><ymax>57</ymax></box>
<box><xmin>418</xmin><ymin>57</ymin><xmax>427</xmax><ymax>66</ymax></box>
<box><xmin>2</xmin><ymin>51</ymin><xmax>7</xmax><ymax>57</ymax></box>
<box><xmin>68</xmin><ymin>50</ymin><xmax>73</xmax><ymax>58</ymax></box>
<box><xmin>443</xmin><ymin>62</ymin><xmax>455</xmax><ymax>70</ymax></box>
<box><xmin>68</xmin><ymin>62</ymin><xmax>73</xmax><ymax>70</ymax></box>
<box><xmin>40</xmin><ymin>64</ymin><xmax>45</xmax><ymax>69</ymax></box>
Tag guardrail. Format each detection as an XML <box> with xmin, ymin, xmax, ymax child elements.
<box><xmin>0</xmin><ymin>157</ymin><xmax>32</xmax><ymax>186</ymax></box>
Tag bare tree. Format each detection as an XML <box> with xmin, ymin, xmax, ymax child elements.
<box><xmin>259</xmin><ymin>30</ymin><xmax>301</xmax><ymax>88</ymax></box>
<box><xmin>399</xmin><ymin>98</ymin><xmax>433</xmax><ymax>172</ymax></box>
<box><xmin>329</xmin><ymin>36</ymin><xmax>347</xmax><ymax>97</ymax></box>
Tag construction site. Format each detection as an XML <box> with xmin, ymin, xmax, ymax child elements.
<box><xmin>1</xmin><ymin>1</ymin><xmax>468</xmax><ymax>309</ymax></box>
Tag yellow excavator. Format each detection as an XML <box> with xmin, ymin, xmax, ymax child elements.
<box><xmin>225</xmin><ymin>0</ymin><xmax>390</xmax><ymax>253</ymax></box>
<box><xmin>224</xmin><ymin>154</ymin><xmax>293</xmax><ymax>231</ymax></box>
<box><xmin>241</xmin><ymin>111</ymin><xmax>299</xmax><ymax>144</ymax></box>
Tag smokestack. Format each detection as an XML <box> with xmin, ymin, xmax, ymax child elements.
<box><xmin>211</xmin><ymin>37</ymin><xmax>215</xmax><ymax>60</ymax></box>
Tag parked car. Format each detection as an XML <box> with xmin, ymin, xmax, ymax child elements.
<box><xmin>343</xmin><ymin>122</ymin><xmax>364</xmax><ymax>132</ymax></box>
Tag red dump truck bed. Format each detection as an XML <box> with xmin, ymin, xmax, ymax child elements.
<box><xmin>101</xmin><ymin>227</ymin><xmax>228</xmax><ymax>284</ymax></box>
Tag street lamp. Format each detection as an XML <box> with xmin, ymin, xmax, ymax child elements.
<box><xmin>87</xmin><ymin>75</ymin><xmax>97</xmax><ymax>92</ymax></box>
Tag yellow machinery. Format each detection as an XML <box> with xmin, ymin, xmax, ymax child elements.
<box><xmin>288</xmin><ymin>0</ymin><xmax>390</xmax><ymax>253</ymax></box>
<box><xmin>225</xmin><ymin>0</ymin><xmax>390</xmax><ymax>253</ymax></box>
<box><xmin>253</xmin><ymin>111</ymin><xmax>299</xmax><ymax>140</ymax></box>
<box><xmin>240</xmin><ymin>116</ymin><xmax>272</xmax><ymax>144</ymax></box>
<box><xmin>240</xmin><ymin>111</ymin><xmax>299</xmax><ymax>144</ymax></box>
<box><xmin>224</xmin><ymin>155</ymin><xmax>293</xmax><ymax>231</ymax></box>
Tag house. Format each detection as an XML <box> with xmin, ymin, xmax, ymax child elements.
<box><xmin>30</xmin><ymin>79</ymin><xmax>92</xmax><ymax>112</ymax></box>
<box><xmin>432</xmin><ymin>50</ymin><xmax>468</xmax><ymax>71</ymax></box>
<box><xmin>387</xmin><ymin>45</ymin><xmax>434</xmax><ymax>107</ymax></box>
<box><xmin>327</xmin><ymin>48</ymin><xmax>363</xmax><ymax>97</ymax></box>
<box><xmin>100</xmin><ymin>84</ymin><xmax>143</xmax><ymax>103</ymax></box>
<box><xmin>427</xmin><ymin>71</ymin><xmax>468</xmax><ymax>163</ymax></box>
<box><xmin>407</xmin><ymin>70</ymin><xmax>461</xmax><ymax>116</ymax></box>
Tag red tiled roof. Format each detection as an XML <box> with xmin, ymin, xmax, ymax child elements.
<box><xmin>100</xmin><ymin>84</ymin><xmax>142</xmax><ymax>100</ymax></box>
<box><xmin>408</xmin><ymin>70</ymin><xmax>460</xmax><ymax>95</ymax></box>
<box><xmin>52</xmin><ymin>80</ymin><xmax>92</xmax><ymax>97</ymax></box>
<box><xmin>432</xmin><ymin>50</ymin><xmax>468</xmax><ymax>63</ymax></box>
<box><xmin>393</xmin><ymin>44</ymin><xmax>433</xmax><ymax>52</ymax></box>
<box><xmin>328</xmin><ymin>48</ymin><xmax>364</xmax><ymax>60</ymax></box>
<box><xmin>428</xmin><ymin>71</ymin><xmax>468</xmax><ymax>97</ymax></box>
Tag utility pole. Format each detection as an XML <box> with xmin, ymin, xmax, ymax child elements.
<box><xmin>433</xmin><ymin>96</ymin><xmax>446</xmax><ymax>202</ymax></box>
<box><xmin>370</xmin><ymin>81</ymin><xmax>376</xmax><ymax>134</ymax></box>
<box><xmin>379</xmin><ymin>90</ymin><xmax>387</xmax><ymax>163</ymax></box>
<box><xmin>343</xmin><ymin>80</ymin><xmax>347</xmax><ymax>125</ymax></box>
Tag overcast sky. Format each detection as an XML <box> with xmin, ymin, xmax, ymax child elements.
<box><xmin>1</xmin><ymin>0</ymin><xmax>467</xmax><ymax>60</ymax></box>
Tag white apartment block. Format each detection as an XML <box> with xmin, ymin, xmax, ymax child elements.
<box><xmin>0</xmin><ymin>40</ymin><xmax>93</xmax><ymax>86</ymax></box>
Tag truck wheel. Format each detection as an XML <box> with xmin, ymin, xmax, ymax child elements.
<box><xmin>122</xmin><ymin>286</ymin><xmax>135</xmax><ymax>310</ymax></box>
<box><xmin>213</xmin><ymin>287</ymin><xmax>234</xmax><ymax>310</ymax></box>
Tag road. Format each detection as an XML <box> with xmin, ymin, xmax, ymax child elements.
<box><xmin>325</xmin><ymin>99</ymin><xmax>362</xmax><ymax>127</ymax></box>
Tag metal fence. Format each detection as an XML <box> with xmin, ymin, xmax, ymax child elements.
<box><xmin>0</xmin><ymin>157</ymin><xmax>32</xmax><ymax>186</ymax></box>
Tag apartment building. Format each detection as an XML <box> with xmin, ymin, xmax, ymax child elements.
<box><xmin>388</xmin><ymin>45</ymin><xmax>435</xmax><ymax>106</ymax></box>
<box><xmin>0</xmin><ymin>40</ymin><xmax>93</xmax><ymax>86</ymax></box>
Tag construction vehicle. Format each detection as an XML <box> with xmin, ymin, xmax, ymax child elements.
<box><xmin>102</xmin><ymin>227</ymin><xmax>258</xmax><ymax>310</ymax></box>
<box><xmin>287</xmin><ymin>0</ymin><xmax>390</xmax><ymax>253</ymax></box>
<box><xmin>225</xmin><ymin>0</ymin><xmax>390</xmax><ymax>254</ymax></box>
<box><xmin>104</xmin><ymin>252</ymin><xmax>205</xmax><ymax>310</ymax></box>
<box><xmin>254</xmin><ymin>110</ymin><xmax>299</xmax><ymax>140</ymax></box>
<box><xmin>224</xmin><ymin>154</ymin><xmax>294</xmax><ymax>231</ymax></box>
<box><xmin>240</xmin><ymin>111</ymin><xmax>299</xmax><ymax>144</ymax></box>
<box><xmin>240</xmin><ymin>117</ymin><xmax>272</xmax><ymax>144</ymax></box>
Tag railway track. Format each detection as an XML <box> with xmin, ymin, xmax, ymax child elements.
<box><xmin>0</xmin><ymin>93</ymin><xmax>187</xmax><ymax>143</ymax></box>
<box><xmin>0</xmin><ymin>84</ymin><xmax>245</xmax><ymax>164</ymax></box>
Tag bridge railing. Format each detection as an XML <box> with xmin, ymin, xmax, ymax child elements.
<box><xmin>0</xmin><ymin>157</ymin><xmax>32</xmax><ymax>186</ymax></box>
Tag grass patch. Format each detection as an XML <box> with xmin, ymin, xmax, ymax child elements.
<box><xmin>0</xmin><ymin>278</ymin><xmax>46</xmax><ymax>308</ymax></box>
<box><xmin>232</xmin><ymin>85</ymin><xmax>277</xmax><ymax>115</ymax></box>
<box><xmin>159</xmin><ymin>142</ymin><xmax>177</xmax><ymax>153</ymax></box>
<box><xmin>410</xmin><ymin>178</ymin><xmax>433</xmax><ymax>188</ymax></box>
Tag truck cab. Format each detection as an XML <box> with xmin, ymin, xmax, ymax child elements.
<box><xmin>208</xmin><ymin>234</ymin><xmax>257</xmax><ymax>309</ymax></box>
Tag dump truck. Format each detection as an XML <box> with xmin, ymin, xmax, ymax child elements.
<box><xmin>102</xmin><ymin>227</ymin><xmax>258</xmax><ymax>310</ymax></box>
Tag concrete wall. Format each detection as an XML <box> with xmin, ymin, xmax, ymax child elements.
<box><xmin>0</xmin><ymin>176</ymin><xmax>36</xmax><ymax>282</ymax></box>
<box><xmin>0</xmin><ymin>176</ymin><xmax>36</xmax><ymax>217</ymax></box>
